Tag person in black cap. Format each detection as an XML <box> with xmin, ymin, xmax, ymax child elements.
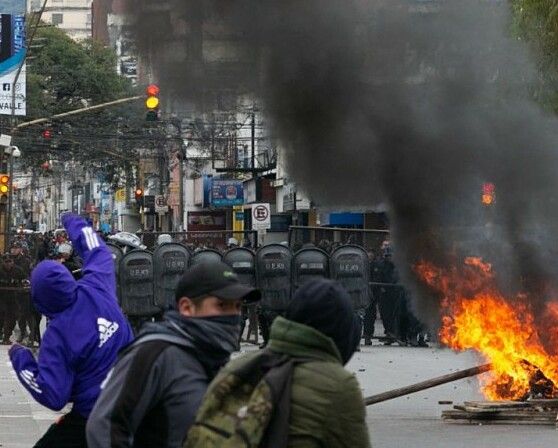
<box><xmin>86</xmin><ymin>261</ymin><xmax>261</xmax><ymax>448</ymax></box>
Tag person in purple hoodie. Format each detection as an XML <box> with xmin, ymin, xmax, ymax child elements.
<box><xmin>9</xmin><ymin>213</ymin><xmax>134</xmax><ymax>448</ymax></box>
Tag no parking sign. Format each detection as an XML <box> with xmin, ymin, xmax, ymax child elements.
<box><xmin>251</xmin><ymin>203</ymin><xmax>271</xmax><ymax>230</ymax></box>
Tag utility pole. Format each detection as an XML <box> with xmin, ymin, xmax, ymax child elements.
<box><xmin>251</xmin><ymin>110</ymin><xmax>256</xmax><ymax>177</ymax></box>
<box><xmin>29</xmin><ymin>168</ymin><xmax>36</xmax><ymax>229</ymax></box>
<box><xmin>178</xmin><ymin>147</ymin><xmax>184</xmax><ymax>231</ymax></box>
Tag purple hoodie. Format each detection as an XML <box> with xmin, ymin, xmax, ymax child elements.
<box><xmin>10</xmin><ymin>214</ymin><xmax>133</xmax><ymax>417</ymax></box>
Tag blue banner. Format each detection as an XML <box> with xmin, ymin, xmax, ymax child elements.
<box><xmin>211</xmin><ymin>179</ymin><xmax>244</xmax><ymax>207</ymax></box>
<box><xmin>0</xmin><ymin>0</ymin><xmax>26</xmax><ymax>116</ymax></box>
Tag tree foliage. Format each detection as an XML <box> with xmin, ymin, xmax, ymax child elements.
<box><xmin>511</xmin><ymin>0</ymin><xmax>558</xmax><ymax>110</ymax></box>
<box><xmin>11</xmin><ymin>24</ymin><xmax>165</xmax><ymax>189</ymax></box>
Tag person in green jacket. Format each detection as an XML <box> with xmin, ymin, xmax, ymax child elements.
<box><xmin>221</xmin><ymin>279</ymin><xmax>371</xmax><ymax>447</ymax></box>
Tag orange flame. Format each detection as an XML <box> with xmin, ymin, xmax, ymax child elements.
<box><xmin>415</xmin><ymin>258</ymin><xmax>558</xmax><ymax>400</ymax></box>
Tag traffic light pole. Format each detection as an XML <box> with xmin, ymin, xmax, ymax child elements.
<box><xmin>6</xmin><ymin>150</ymin><xmax>14</xmax><ymax>238</ymax></box>
<box><xmin>13</xmin><ymin>96</ymin><xmax>142</xmax><ymax>131</ymax></box>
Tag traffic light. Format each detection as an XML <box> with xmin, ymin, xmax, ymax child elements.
<box><xmin>42</xmin><ymin>129</ymin><xmax>52</xmax><ymax>139</ymax></box>
<box><xmin>482</xmin><ymin>182</ymin><xmax>495</xmax><ymax>206</ymax></box>
<box><xmin>135</xmin><ymin>188</ymin><xmax>144</xmax><ymax>206</ymax></box>
<box><xmin>145</xmin><ymin>84</ymin><xmax>160</xmax><ymax>121</ymax></box>
<box><xmin>0</xmin><ymin>174</ymin><xmax>9</xmax><ymax>204</ymax></box>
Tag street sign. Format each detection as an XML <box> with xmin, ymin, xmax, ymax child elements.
<box><xmin>0</xmin><ymin>134</ymin><xmax>11</xmax><ymax>147</ymax></box>
<box><xmin>251</xmin><ymin>203</ymin><xmax>271</xmax><ymax>230</ymax></box>
<box><xmin>115</xmin><ymin>189</ymin><xmax>126</xmax><ymax>202</ymax></box>
<box><xmin>155</xmin><ymin>195</ymin><xmax>168</xmax><ymax>213</ymax></box>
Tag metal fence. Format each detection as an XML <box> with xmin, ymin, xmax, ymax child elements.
<box><xmin>137</xmin><ymin>230</ymin><xmax>259</xmax><ymax>252</ymax></box>
<box><xmin>288</xmin><ymin>226</ymin><xmax>390</xmax><ymax>254</ymax></box>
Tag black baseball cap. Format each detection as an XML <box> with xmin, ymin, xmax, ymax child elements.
<box><xmin>175</xmin><ymin>261</ymin><xmax>261</xmax><ymax>303</ymax></box>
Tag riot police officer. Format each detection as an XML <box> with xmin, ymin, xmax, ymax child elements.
<box><xmin>10</xmin><ymin>243</ymin><xmax>33</xmax><ymax>344</ymax></box>
<box><xmin>56</xmin><ymin>242</ymin><xmax>83</xmax><ymax>280</ymax></box>
<box><xmin>363</xmin><ymin>250</ymin><xmax>380</xmax><ymax>346</ymax></box>
<box><xmin>377</xmin><ymin>241</ymin><xmax>401</xmax><ymax>344</ymax></box>
<box><xmin>0</xmin><ymin>254</ymin><xmax>27</xmax><ymax>344</ymax></box>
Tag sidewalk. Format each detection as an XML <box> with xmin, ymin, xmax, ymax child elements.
<box><xmin>0</xmin><ymin>346</ymin><xmax>63</xmax><ymax>448</ymax></box>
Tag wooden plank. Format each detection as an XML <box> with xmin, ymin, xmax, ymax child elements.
<box><xmin>461</xmin><ymin>406</ymin><xmax>550</xmax><ymax>414</ymax></box>
<box><xmin>442</xmin><ymin>401</ymin><xmax>558</xmax><ymax>426</ymax></box>
<box><xmin>463</xmin><ymin>401</ymin><xmax>529</xmax><ymax>409</ymax></box>
<box><xmin>443</xmin><ymin>412</ymin><xmax>555</xmax><ymax>419</ymax></box>
<box><xmin>525</xmin><ymin>399</ymin><xmax>558</xmax><ymax>408</ymax></box>
<box><xmin>443</xmin><ymin>419</ymin><xmax>555</xmax><ymax>426</ymax></box>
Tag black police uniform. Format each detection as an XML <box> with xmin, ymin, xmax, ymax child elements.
<box><xmin>363</xmin><ymin>256</ymin><xmax>382</xmax><ymax>344</ymax></box>
<box><xmin>0</xmin><ymin>260</ymin><xmax>26</xmax><ymax>344</ymax></box>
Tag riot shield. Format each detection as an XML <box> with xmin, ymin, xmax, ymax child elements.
<box><xmin>106</xmin><ymin>242</ymin><xmax>124</xmax><ymax>274</ymax></box>
<box><xmin>190</xmin><ymin>249</ymin><xmax>223</xmax><ymax>266</ymax></box>
<box><xmin>106</xmin><ymin>243</ymin><xmax>124</xmax><ymax>303</ymax></box>
<box><xmin>330</xmin><ymin>245</ymin><xmax>371</xmax><ymax>310</ymax></box>
<box><xmin>153</xmin><ymin>243</ymin><xmax>190</xmax><ymax>311</ymax></box>
<box><xmin>256</xmin><ymin>244</ymin><xmax>292</xmax><ymax>311</ymax></box>
<box><xmin>292</xmin><ymin>248</ymin><xmax>330</xmax><ymax>292</ymax></box>
<box><xmin>223</xmin><ymin>247</ymin><xmax>258</xmax><ymax>343</ymax></box>
<box><xmin>223</xmin><ymin>247</ymin><xmax>256</xmax><ymax>286</ymax></box>
<box><xmin>118</xmin><ymin>250</ymin><xmax>158</xmax><ymax>317</ymax></box>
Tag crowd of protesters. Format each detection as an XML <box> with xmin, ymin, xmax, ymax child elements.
<box><xmin>6</xmin><ymin>214</ymin><xmax>372</xmax><ymax>447</ymax></box>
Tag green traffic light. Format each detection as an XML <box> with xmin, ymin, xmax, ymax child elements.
<box><xmin>146</xmin><ymin>111</ymin><xmax>158</xmax><ymax>121</ymax></box>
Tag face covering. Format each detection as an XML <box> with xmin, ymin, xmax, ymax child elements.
<box><xmin>163</xmin><ymin>311</ymin><xmax>241</xmax><ymax>375</ymax></box>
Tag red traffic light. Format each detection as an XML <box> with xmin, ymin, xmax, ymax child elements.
<box><xmin>135</xmin><ymin>188</ymin><xmax>144</xmax><ymax>197</ymax></box>
<box><xmin>482</xmin><ymin>182</ymin><xmax>495</xmax><ymax>195</ymax></box>
<box><xmin>146</xmin><ymin>84</ymin><xmax>160</xmax><ymax>97</ymax></box>
<box><xmin>42</xmin><ymin>129</ymin><xmax>52</xmax><ymax>139</ymax></box>
<box><xmin>482</xmin><ymin>182</ymin><xmax>495</xmax><ymax>206</ymax></box>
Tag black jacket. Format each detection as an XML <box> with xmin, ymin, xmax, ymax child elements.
<box><xmin>86</xmin><ymin>311</ymin><xmax>238</xmax><ymax>448</ymax></box>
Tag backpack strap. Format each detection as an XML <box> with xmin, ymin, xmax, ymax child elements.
<box><xmin>226</xmin><ymin>349</ymin><xmax>312</xmax><ymax>448</ymax></box>
<box><xmin>118</xmin><ymin>333</ymin><xmax>196</xmax><ymax>360</ymax></box>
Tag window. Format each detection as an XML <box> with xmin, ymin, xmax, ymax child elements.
<box><xmin>51</xmin><ymin>13</ymin><xmax>63</xmax><ymax>25</ymax></box>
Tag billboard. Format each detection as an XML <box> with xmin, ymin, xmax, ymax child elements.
<box><xmin>211</xmin><ymin>179</ymin><xmax>244</xmax><ymax>207</ymax></box>
<box><xmin>0</xmin><ymin>0</ymin><xmax>26</xmax><ymax>116</ymax></box>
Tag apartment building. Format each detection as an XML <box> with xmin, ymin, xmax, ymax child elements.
<box><xmin>31</xmin><ymin>0</ymin><xmax>92</xmax><ymax>41</ymax></box>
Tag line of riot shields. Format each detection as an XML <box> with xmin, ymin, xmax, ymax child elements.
<box><xmin>109</xmin><ymin>243</ymin><xmax>373</xmax><ymax>335</ymax></box>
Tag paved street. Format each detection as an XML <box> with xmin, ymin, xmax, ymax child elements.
<box><xmin>0</xmin><ymin>346</ymin><xmax>64</xmax><ymax>447</ymax></box>
<box><xmin>350</xmin><ymin>344</ymin><xmax>558</xmax><ymax>448</ymax></box>
<box><xmin>1</xmin><ymin>339</ymin><xmax>557</xmax><ymax>447</ymax></box>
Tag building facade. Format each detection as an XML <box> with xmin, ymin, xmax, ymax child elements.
<box><xmin>31</xmin><ymin>0</ymin><xmax>92</xmax><ymax>41</ymax></box>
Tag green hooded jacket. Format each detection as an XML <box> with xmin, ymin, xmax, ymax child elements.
<box><xmin>226</xmin><ymin>316</ymin><xmax>371</xmax><ymax>448</ymax></box>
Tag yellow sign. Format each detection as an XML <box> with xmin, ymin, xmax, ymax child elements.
<box><xmin>115</xmin><ymin>189</ymin><xmax>126</xmax><ymax>202</ymax></box>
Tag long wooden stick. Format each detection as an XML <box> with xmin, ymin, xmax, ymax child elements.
<box><xmin>364</xmin><ymin>363</ymin><xmax>493</xmax><ymax>406</ymax></box>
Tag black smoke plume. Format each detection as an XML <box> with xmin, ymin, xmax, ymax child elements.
<box><xmin>129</xmin><ymin>0</ymin><xmax>558</xmax><ymax>331</ymax></box>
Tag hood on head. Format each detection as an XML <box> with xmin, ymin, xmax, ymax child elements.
<box><xmin>286</xmin><ymin>279</ymin><xmax>361</xmax><ymax>364</ymax></box>
<box><xmin>31</xmin><ymin>260</ymin><xmax>77</xmax><ymax>317</ymax></box>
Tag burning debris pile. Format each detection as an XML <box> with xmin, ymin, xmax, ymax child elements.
<box><xmin>415</xmin><ymin>257</ymin><xmax>558</xmax><ymax>401</ymax></box>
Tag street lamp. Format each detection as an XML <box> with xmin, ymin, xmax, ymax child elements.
<box><xmin>4</xmin><ymin>146</ymin><xmax>21</xmax><ymax>247</ymax></box>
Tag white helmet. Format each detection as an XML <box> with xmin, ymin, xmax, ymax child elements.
<box><xmin>58</xmin><ymin>242</ymin><xmax>73</xmax><ymax>255</ymax></box>
<box><xmin>227</xmin><ymin>237</ymin><xmax>239</xmax><ymax>248</ymax></box>
<box><xmin>109</xmin><ymin>232</ymin><xmax>147</xmax><ymax>250</ymax></box>
<box><xmin>157</xmin><ymin>234</ymin><xmax>173</xmax><ymax>245</ymax></box>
